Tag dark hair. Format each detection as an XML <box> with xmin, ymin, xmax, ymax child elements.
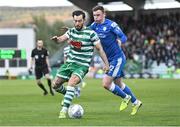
<box><xmin>72</xmin><ymin>10</ymin><xmax>85</xmax><ymax>19</ymax></box>
<box><xmin>92</xmin><ymin>5</ymin><xmax>105</xmax><ymax>13</ymax></box>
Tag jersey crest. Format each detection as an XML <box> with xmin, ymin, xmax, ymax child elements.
<box><xmin>103</xmin><ymin>26</ymin><xmax>107</xmax><ymax>31</ymax></box>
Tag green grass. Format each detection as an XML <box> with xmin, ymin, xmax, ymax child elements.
<box><xmin>0</xmin><ymin>79</ymin><xmax>180</xmax><ymax>126</ymax></box>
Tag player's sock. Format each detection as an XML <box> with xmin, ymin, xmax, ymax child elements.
<box><xmin>55</xmin><ymin>85</ymin><xmax>66</xmax><ymax>95</ymax></box>
<box><xmin>62</xmin><ymin>86</ymin><xmax>75</xmax><ymax>109</ymax></box>
<box><xmin>47</xmin><ymin>79</ymin><xmax>51</xmax><ymax>87</ymax></box>
<box><xmin>37</xmin><ymin>83</ymin><xmax>48</xmax><ymax>95</ymax></box>
<box><xmin>109</xmin><ymin>83</ymin><xmax>127</xmax><ymax>98</ymax></box>
<box><xmin>122</xmin><ymin>83</ymin><xmax>137</xmax><ymax>103</ymax></box>
<box><xmin>47</xmin><ymin>79</ymin><xmax>54</xmax><ymax>95</ymax></box>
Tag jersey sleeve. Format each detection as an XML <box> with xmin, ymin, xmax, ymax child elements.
<box><xmin>45</xmin><ymin>49</ymin><xmax>49</xmax><ymax>56</ymax></box>
<box><xmin>90</xmin><ymin>31</ymin><xmax>100</xmax><ymax>46</ymax></box>
<box><xmin>64</xmin><ymin>29</ymin><xmax>71</xmax><ymax>39</ymax></box>
<box><xmin>110</xmin><ymin>22</ymin><xmax>127</xmax><ymax>44</ymax></box>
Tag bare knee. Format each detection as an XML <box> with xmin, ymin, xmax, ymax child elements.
<box><xmin>102</xmin><ymin>79</ymin><xmax>112</xmax><ymax>90</ymax></box>
<box><xmin>68</xmin><ymin>75</ymin><xmax>80</xmax><ymax>87</ymax></box>
<box><xmin>102</xmin><ymin>75</ymin><xmax>114</xmax><ymax>90</ymax></box>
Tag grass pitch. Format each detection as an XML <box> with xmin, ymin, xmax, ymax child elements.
<box><xmin>0</xmin><ymin>79</ymin><xmax>180</xmax><ymax>126</ymax></box>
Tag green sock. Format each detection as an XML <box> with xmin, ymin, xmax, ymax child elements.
<box><xmin>62</xmin><ymin>86</ymin><xmax>75</xmax><ymax>109</ymax></box>
<box><xmin>55</xmin><ymin>85</ymin><xmax>66</xmax><ymax>95</ymax></box>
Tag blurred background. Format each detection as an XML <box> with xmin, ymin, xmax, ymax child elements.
<box><xmin>0</xmin><ymin>0</ymin><xmax>180</xmax><ymax>79</ymax></box>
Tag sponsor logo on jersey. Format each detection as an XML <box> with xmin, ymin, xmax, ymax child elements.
<box><xmin>70</xmin><ymin>40</ymin><xmax>82</xmax><ymax>49</ymax></box>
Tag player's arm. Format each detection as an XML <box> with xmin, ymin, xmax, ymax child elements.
<box><xmin>29</xmin><ymin>57</ymin><xmax>35</xmax><ymax>74</ymax></box>
<box><xmin>45</xmin><ymin>50</ymin><xmax>51</xmax><ymax>71</ymax></box>
<box><xmin>111</xmin><ymin>22</ymin><xmax>127</xmax><ymax>44</ymax></box>
<box><xmin>30</xmin><ymin>50</ymin><xmax>35</xmax><ymax>69</ymax></box>
<box><xmin>46</xmin><ymin>56</ymin><xmax>51</xmax><ymax>72</ymax></box>
<box><xmin>94</xmin><ymin>40</ymin><xmax>109</xmax><ymax>72</ymax></box>
<box><xmin>51</xmin><ymin>33</ymin><xmax>69</xmax><ymax>44</ymax></box>
<box><xmin>30</xmin><ymin>57</ymin><xmax>35</xmax><ymax>69</ymax></box>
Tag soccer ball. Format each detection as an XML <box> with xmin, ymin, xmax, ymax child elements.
<box><xmin>68</xmin><ymin>104</ymin><xmax>84</xmax><ymax>118</ymax></box>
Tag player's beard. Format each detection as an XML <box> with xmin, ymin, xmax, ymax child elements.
<box><xmin>75</xmin><ymin>25</ymin><xmax>83</xmax><ymax>31</ymax></box>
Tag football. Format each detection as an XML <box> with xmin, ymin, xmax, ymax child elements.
<box><xmin>68</xmin><ymin>104</ymin><xmax>84</xmax><ymax>118</ymax></box>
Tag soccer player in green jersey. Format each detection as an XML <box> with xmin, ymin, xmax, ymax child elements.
<box><xmin>51</xmin><ymin>10</ymin><xmax>109</xmax><ymax>118</ymax></box>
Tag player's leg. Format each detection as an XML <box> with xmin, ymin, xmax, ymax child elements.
<box><xmin>44</xmin><ymin>67</ymin><xmax>54</xmax><ymax>96</ymax></box>
<box><xmin>105</xmin><ymin>57</ymin><xmax>131</xmax><ymax>111</ymax></box>
<box><xmin>59</xmin><ymin>74</ymin><xmax>80</xmax><ymax>118</ymax></box>
<box><xmin>44</xmin><ymin>74</ymin><xmax>54</xmax><ymax>96</ymax></box>
<box><xmin>114</xmin><ymin>77</ymin><xmax>142</xmax><ymax>115</ymax></box>
<box><xmin>35</xmin><ymin>68</ymin><xmax>48</xmax><ymax>95</ymax></box>
<box><xmin>74</xmin><ymin>79</ymin><xmax>87</xmax><ymax>97</ymax></box>
<box><xmin>103</xmin><ymin>75</ymin><xmax>131</xmax><ymax>111</ymax></box>
<box><xmin>114</xmin><ymin>78</ymin><xmax>137</xmax><ymax>104</ymax></box>
<box><xmin>73</xmin><ymin>66</ymin><xmax>89</xmax><ymax>97</ymax></box>
<box><xmin>104</xmin><ymin>58</ymin><xmax>130</xmax><ymax>98</ymax></box>
<box><xmin>52</xmin><ymin>76</ymin><xmax>67</xmax><ymax>106</ymax></box>
<box><xmin>103</xmin><ymin>75</ymin><xmax>127</xmax><ymax>98</ymax></box>
<box><xmin>52</xmin><ymin>76</ymin><xmax>67</xmax><ymax>95</ymax></box>
<box><xmin>59</xmin><ymin>64</ymin><xmax>88</xmax><ymax>118</ymax></box>
<box><xmin>52</xmin><ymin>63</ymin><xmax>71</xmax><ymax>95</ymax></box>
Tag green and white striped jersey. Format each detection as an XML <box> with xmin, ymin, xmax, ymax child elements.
<box><xmin>63</xmin><ymin>46</ymin><xmax>70</xmax><ymax>59</ymax></box>
<box><xmin>65</xmin><ymin>27</ymin><xmax>99</xmax><ymax>67</ymax></box>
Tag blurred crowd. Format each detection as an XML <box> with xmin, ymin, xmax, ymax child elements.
<box><xmin>107</xmin><ymin>12</ymin><xmax>180</xmax><ymax>69</ymax></box>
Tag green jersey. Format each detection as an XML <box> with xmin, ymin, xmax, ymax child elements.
<box><xmin>63</xmin><ymin>46</ymin><xmax>70</xmax><ymax>59</ymax></box>
<box><xmin>65</xmin><ymin>27</ymin><xmax>99</xmax><ymax>67</ymax></box>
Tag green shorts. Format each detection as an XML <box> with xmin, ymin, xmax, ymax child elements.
<box><xmin>56</xmin><ymin>62</ymin><xmax>89</xmax><ymax>81</ymax></box>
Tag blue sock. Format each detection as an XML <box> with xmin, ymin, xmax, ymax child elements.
<box><xmin>109</xmin><ymin>83</ymin><xmax>126</xmax><ymax>98</ymax></box>
<box><xmin>123</xmin><ymin>85</ymin><xmax>136</xmax><ymax>103</ymax></box>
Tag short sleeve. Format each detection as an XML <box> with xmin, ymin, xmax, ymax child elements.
<box><xmin>65</xmin><ymin>29</ymin><xmax>71</xmax><ymax>39</ymax></box>
<box><xmin>90</xmin><ymin>31</ymin><xmax>100</xmax><ymax>46</ymax></box>
<box><xmin>45</xmin><ymin>49</ymin><xmax>49</xmax><ymax>56</ymax></box>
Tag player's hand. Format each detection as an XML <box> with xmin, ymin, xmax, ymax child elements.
<box><xmin>48</xmin><ymin>67</ymin><xmax>51</xmax><ymax>72</ymax></box>
<box><xmin>60</xmin><ymin>27</ymin><xmax>69</xmax><ymax>31</ymax></box>
<box><xmin>103</xmin><ymin>65</ymin><xmax>109</xmax><ymax>73</ymax></box>
<box><xmin>50</xmin><ymin>36</ymin><xmax>58</xmax><ymax>42</ymax></box>
<box><xmin>28</xmin><ymin>67</ymin><xmax>33</xmax><ymax>75</ymax></box>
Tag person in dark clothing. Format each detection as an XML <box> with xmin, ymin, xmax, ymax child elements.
<box><xmin>30</xmin><ymin>40</ymin><xmax>54</xmax><ymax>96</ymax></box>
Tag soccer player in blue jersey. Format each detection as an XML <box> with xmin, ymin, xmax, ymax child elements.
<box><xmin>90</xmin><ymin>5</ymin><xmax>142</xmax><ymax>115</ymax></box>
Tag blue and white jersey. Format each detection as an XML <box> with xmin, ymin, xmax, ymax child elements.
<box><xmin>90</xmin><ymin>18</ymin><xmax>127</xmax><ymax>62</ymax></box>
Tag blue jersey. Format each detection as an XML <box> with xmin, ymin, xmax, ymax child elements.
<box><xmin>90</xmin><ymin>19</ymin><xmax>127</xmax><ymax>62</ymax></box>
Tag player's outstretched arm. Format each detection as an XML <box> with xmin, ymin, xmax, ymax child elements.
<box><xmin>50</xmin><ymin>34</ymin><xmax>68</xmax><ymax>44</ymax></box>
<box><xmin>95</xmin><ymin>41</ymin><xmax>109</xmax><ymax>73</ymax></box>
